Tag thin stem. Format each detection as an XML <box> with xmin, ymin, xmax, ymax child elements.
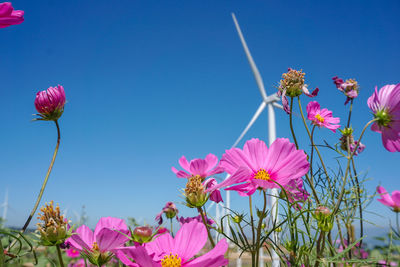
<box><xmin>346</xmin><ymin>99</ymin><xmax>354</xmax><ymax>128</ymax></box>
<box><xmin>56</xmin><ymin>244</ymin><xmax>65</xmax><ymax>267</ymax></box>
<box><xmin>255</xmin><ymin>190</ymin><xmax>268</xmax><ymax>267</ymax></box>
<box><xmin>10</xmin><ymin>120</ymin><xmax>61</xmax><ymax>250</ymax></box>
<box><xmin>248</xmin><ymin>196</ymin><xmax>256</xmax><ymax>266</ymax></box>
<box><xmin>310</xmin><ymin>125</ymin><xmax>317</xmax><ymax>184</ymax></box>
<box><xmin>333</xmin><ymin>119</ymin><xmax>377</xmax><ymax>215</ymax></box>
<box><xmin>0</xmin><ymin>238</ymin><xmax>4</xmax><ymax>266</ymax></box>
<box><xmin>397</xmin><ymin>213</ymin><xmax>400</xmax><ymax>234</ymax></box>
<box><xmin>197</xmin><ymin>207</ymin><xmax>215</xmax><ymax>248</ymax></box>
<box><xmin>351</xmin><ymin>158</ymin><xmax>363</xmax><ymax>246</ymax></box>
<box><xmin>170</xmin><ymin>218</ymin><xmax>174</xmax><ymax>238</ymax></box>
<box><xmin>289</xmin><ymin>97</ymin><xmax>299</xmax><ymax>149</ymax></box>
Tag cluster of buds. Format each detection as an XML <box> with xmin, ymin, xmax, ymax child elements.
<box><xmin>184</xmin><ymin>175</ymin><xmax>208</xmax><ymax>208</ymax></box>
<box><xmin>332</xmin><ymin>76</ymin><xmax>359</xmax><ymax>105</ymax></box>
<box><xmin>339</xmin><ymin>127</ymin><xmax>366</xmax><ymax>155</ymax></box>
<box><xmin>36</xmin><ymin>201</ymin><xmax>72</xmax><ymax>246</ymax></box>
<box><xmin>314</xmin><ymin>206</ymin><xmax>333</xmax><ymax>232</ymax></box>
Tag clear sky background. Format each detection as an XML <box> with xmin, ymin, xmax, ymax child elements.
<box><xmin>1</xmin><ymin>0</ymin><xmax>399</xmax><ymax>239</ymax></box>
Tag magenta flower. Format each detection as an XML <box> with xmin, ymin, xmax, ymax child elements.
<box><xmin>66</xmin><ymin>217</ymin><xmax>130</xmax><ymax>266</ymax></box>
<box><xmin>332</xmin><ymin>76</ymin><xmax>359</xmax><ymax>105</ymax></box>
<box><xmin>376</xmin><ymin>186</ymin><xmax>400</xmax><ymax>212</ymax></box>
<box><xmin>171</xmin><ymin>153</ymin><xmax>223</xmax><ymax>179</ymax></box>
<box><xmin>207</xmin><ymin>138</ymin><xmax>309</xmax><ymax>196</ymax></box>
<box><xmin>284</xmin><ymin>178</ymin><xmax>309</xmax><ymax>209</ymax></box>
<box><xmin>204</xmin><ymin>178</ymin><xmax>223</xmax><ymax>203</ymax></box>
<box><xmin>306</xmin><ymin>101</ymin><xmax>340</xmax><ymax>132</ymax></box>
<box><xmin>367</xmin><ymin>84</ymin><xmax>400</xmax><ymax>152</ymax></box>
<box><xmin>34</xmin><ymin>85</ymin><xmax>66</xmax><ymax>121</ymax></box>
<box><xmin>68</xmin><ymin>258</ymin><xmax>96</xmax><ymax>267</ymax></box>
<box><xmin>116</xmin><ymin>221</ymin><xmax>229</xmax><ymax>267</ymax></box>
<box><xmin>0</xmin><ymin>2</ymin><xmax>24</xmax><ymax>28</ymax></box>
<box><xmin>177</xmin><ymin>215</ymin><xmax>215</xmax><ymax>226</ymax></box>
<box><xmin>155</xmin><ymin>202</ymin><xmax>178</xmax><ymax>225</ymax></box>
<box><xmin>65</xmin><ymin>248</ymin><xmax>80</xmax><ymax>258</ymax></box>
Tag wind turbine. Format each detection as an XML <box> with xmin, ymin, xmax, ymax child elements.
<box><xmin>219</xmin><ymin>13</ymin><xmax>283</xmax><ymax>267</ymax></box>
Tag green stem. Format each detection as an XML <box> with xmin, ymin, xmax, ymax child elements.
<box><xmin>289</xmin><ymin>97</ymin><xmax>299</xmax><ymax>149</ymax></box>
<box><xmin>255</xmin><ymin>191</ymin><xmax>268</xmax><ymax>267</ymax></box>
<box><xmin>248</xmin><ymin>196</ymin><xmax>256</xmax><ymax>266</ymax></box>
<box><xmin>351</xmin><ymin>158</ymin><xmax>364</xmax><ymax>246</ymax></box>
<box><xmin>310</xmin><ymin>125</ymin><xmax>316</xmax><ymax>185</ymax></box>
<box><xmin>197</xmin><ymin>207</ymin><xmax>215</xmax><ymax>248</ymax></box>
<box><xmin>333</xmin><ymin>119</ymin><xmax>377</xmax><ymax>215</ymax></box>
<box><xmin>170</xmin><ymin>218</ymin><xmax>174</xmax><ymax>238</ymax></box>
<box><xmin>347</xmin><ymin>99</ymin><xmax>354</xmax><ymax>128</ymax></box>
<box><xmin>10</xmin><ymin>120</ymin><xmax>61</xmax><ymax>250</ymax></box>
<box><xmin>0</xmin><ymin>238</ymin><xmax>4</xmax><ymax>266</ymax></box>
<box><xmin>56</xmin><ymin>244</ymin><xmax>65</xmax><ymax>267</ymax></box>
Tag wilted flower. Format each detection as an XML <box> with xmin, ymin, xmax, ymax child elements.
<box><xmin>306</xmin><ymin>101</ymin><xmax>340</xmax><ymax>132</ymax></box>
<box><xmin>0</xmin><ymin>2</ymin><xmax>24</xmax><ymax>28</ymax></box>
<box><xmin>115</xmin><ymin>221</ymin><xmax>229</xmax><ymax>267</ymax></box>
<box><xmin>66</xmin><ymin>217</ymin><xmax>129</xmax><ymax>266</ymax></box>
<box><xmin>34</xmin><ymin>85</ymin><xmax>66</xmax><ymax>121</ymax></box>
<box><xmin>172</xmin><ymin>153</ymin><xmax>223</xmax><ymax>179</ymax></box>
<box><xmin>207</xmin><ymin>138</ymin><xmax>309</xmax><ymax>196</ymax></box>
<box><xmin>376</xmin><ymin>186</ymin><xmax>400</xmax><ymax>212</ymax></box>
<box><xmin>339</xmin><ymin>128</ymin><xmax>366</xmax><ymax>155</ymax></box>
<box><xmin>36</xmin><ymin>201</ymin><xmax>71</xmax><ymax>246</ymax></box>
<box><xmin>367</xmin><ymin>83</ymin><xmax>400</xmax><ymax>152</ymax></box>
<box><xmin>284</xmin><ymin>178</ymin><xmax>309</xmax><ymax>209</ymax></box>
<box><xmin>155</xmin><ymin>202</ymin><xmax>178</xmax><ymax>225</ymax></box>
<box><xmin>277</xmin><ymin>68</ymin><xmax>319</xmax><ymax>113</ymax></box>
<box><xmin>332</xmin><ymin>76</ymin><xmax>359</xmax><ymax>105</ymax></box>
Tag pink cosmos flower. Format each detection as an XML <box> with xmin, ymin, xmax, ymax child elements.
<box><xmin>207</xmin><ymin>138</ymin><xmax>309</xmax><ymax>196</ymax></box>
<box><xmin>284</xmin><ymin>178</ymin><xmax>309</xmax><ymax>209</ymax></box>
<box><xmin>367</xmin><ymin>84</ymin><xmax>400</xmax><ymax>152</ymax></box>
<box><xmin>115</xmin><ymin>221</ymin><xmax>229</xmax><ymax>267</ymax></box>
<box><xmin>306</xmin><ymin>101</ymin><xmax>340</xmax><ymax>132</ymax></box>
<box><xmin>332</xmin><ymin>76</ymin><xmax>359</xmax><ymax>105</ymax></box>
<box><xmin>376</xmin><ymin>186</ymin><xmax>400</xmax><ymax>212</ymax></box>
<box><xmin>66</xmin><ymin>248</ymin><xmax>80</xmax><ymax>258</ymax></box>
<box><xmin>35</xmin><ymin>85</ymin><xmax>66</xmax><ymax>121</ymax></box>
<box><xmin>171</xmin><ymin>154</ymin><xmax>223</xmax><ymax>179</ymax></box>
<box><xmin>155</xmin><ymin>202</ymin><xmax>179</xmax><ymax>225</ymax></box>
<box><xmin>66</xmin><ymin>217</ymin><xmax>130</xmax><ymax>266</ymax></box>
<box><xmin>0</xmin><ymin>2</ymin><xmax>24</xmax><ymax>28</ymax></box>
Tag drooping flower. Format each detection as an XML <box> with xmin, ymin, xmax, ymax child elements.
<box><xmin>0</xmin><ymin>2</ymin><xmax>24</xmax><ymax>28</ymax></box>
<box><xmin>367</xmin><ymin>84</ymin><xmax>400</xmax><ymax>152</ymax></box>
<box><xmin>207</xmin><ymin>138</ymin><xmax>309</xmax><ymax>196</ymax></box>
<box><xmin>306</xmin><ymin>101</ymin><xmax>340</xmax><ymax>132</ymax></box>
<box><xmin>66</xmin><ymin>217</ymin><xmax>130</xmax><ymax>266</ymax></box>
<box><xmin>171</xmin><ymin>154</ymin><xmax>223</xmax><ymax>179</ymax></box>
<box><xmin>34</xmin><ymin>85</ymin><xmax>66</xmax><ymax>121</ymax></box>
<box><xmin>115</xmin><ymin>221</ymin><xmax>229</xmax><ymax>267</ymax></box>
<box><xmin>277</xmin><ymin>68</ymin><xmax>319</xmax><ymax>114</ymax></box>
<box><xmin>155</xmin><ymin>202</ymin><xmax>178</xmax><ymax>225</ymax></box>
<box><xmin>332</xmin><ymin>76</ymin><xmax>359</xmax><ymax>105</ymax></box>
<box><xmin>376</xmin><ymin>186</ymin><xmax>400</xmax><ymax>212</ymax></box>
<box><xmin>176</xmin><ymin>215</ymin><xmax>215</xmax><ymax>226</ymax></box>
<box><xmin>36</xmin><ymin>201</ymin><xmax>72</xmax><ymax>246</ymax></box>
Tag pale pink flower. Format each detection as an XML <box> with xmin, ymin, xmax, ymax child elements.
<box><xmin>66</xmin><ymin>217</ymin><xmax>129</xmax><ymax>266</ymax></box>
<box><xmin>376</xmin><ymin>186</ymin><xmax>400</xmax><ymax>212</ymax></box>
<box><xmin>0</xmin><ymin>2</ymin><xmax>24</xmax><ymax>28</ymax></box>
<box><xmin>306</xmin><ymin>101</ymin><xmax>340</xmax><ymax>132</ymax></box>
<box><xmin>171</xmin><ymin>154</ymin><xmax>223</xmax><ymax>179</ymax></box>
<box><xmin>367</xmin><ymin>84</ymin><xmax>400</xmax><ymax>152</ymax></box>
<box><xmin>115</xmin><ymin>221</ymin><xmax>229</xmax><ymax>267</ymax></box>
<box><xmin>207</xmin><ymin>138</ymin><xmax>309</xmax><ymax>196</ymax></box>
<box><xmin>34</xmin><ymin>85</ymin><xmax>66</xmax><ymax>121</ymax></box>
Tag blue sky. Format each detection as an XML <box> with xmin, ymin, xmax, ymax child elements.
<box><xmin>1</xmin><ymin>0</ymin><xmax>399</xmax><ymax>235</ymax></box>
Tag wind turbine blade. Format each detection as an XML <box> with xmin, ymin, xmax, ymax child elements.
<box><xmin>232</xmin><ymin>101</ymin><xmax>266</xmax><ymax>148</ymax></box>
<box><xmin>272</xmin><ymin>102</ymin><xmax>284</xmax><ymax>110</ymax></box>
<box><xmin>232</xmin><ymin>13</ymin><xmax>268</xmax><ymax>101</ymax></box>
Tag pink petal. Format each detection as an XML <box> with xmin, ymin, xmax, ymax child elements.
<box><xmin>178</xmin><ymin>156</ymin><xmax>191</xmax><ymax>173</ymax></box>
<box><xmin>189</xmin><ymin>158</ymin><xmax>208</xmax><ymax>177</ymax></box>
<box><xmin>68</xmin><ymin>225</ymin><xmax>94</xmax><ymax>251</ymax></box>
<box><xmin>94</xmin><ymin>217</ymin><xmax>128</xmax><ymax>238</ymax></box>
<box><xmin>204</xmin><ymin>154</ymin><xmax>218</xmax><ymax>172</ymax></box>
<box><xmin>243</xmin><ymin>138</ymin><xmax>268</xmax><ymax>170</ymax></box>
<box><xmin>96</xmin><ymin>228</ymin><xmax>129</xmax><ymax>252</ymax></box>
<box><xmin>185</xmin><ymin>239</ymin><xmax>229</xmax><ymax>267</ymax></box>
<box><xmin>220</xmin><ymin>147</ymin><xmax>254</xmax><ymax>174</ymax></box>
<box><xmin>174</xmin><ymin>221</ymin><xmax>207</xmax><ymax>262</ymax></box>
<box><xmin>171</xmin><ymin>167</ymin><xmax>191</xmax><ymax>178</ymax></box>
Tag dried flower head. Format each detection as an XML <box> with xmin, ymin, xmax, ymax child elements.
<box><xmin>184</xmin><ymin>175</ymin><xmax>208</xmax><ymax>208</ymax></box>
<box><xmin>36</xmin><ymin>201</ymin><xmax>71</xmax><ymax>246</ymax></box>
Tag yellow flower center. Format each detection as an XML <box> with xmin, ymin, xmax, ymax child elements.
<box><xmin>254</xmin><ymin>169</ymin><xmax>271</xmax><ymax>181</ymax></box>
<box><xmin>314</xmin><ymin>114</ymin><xmax>325</xmax><ymax>123</ymax></box>
<box><xmin>92</xmin><ymin>241</ymin><xmax>99</xmax><ymax>251</ymax></box>
<box><xmin>161</xmin><ymin>253</ymin><xmax>182</xmax><ymax>267</ymax></box>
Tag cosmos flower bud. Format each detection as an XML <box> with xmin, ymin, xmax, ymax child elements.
<box><xmin>34</xmin><ymin>85</ymin><xmax>66</xmax><ymax>121</ymax></box>
<box><xmin>232</xmin><ymin>214</ymin><xmax>243</xmax><ymax>224</ymax></box>
<box><xmin>36</xmin><ymin>201</ymin><xmax>72</xmax><ymax>246</ymax></box>
<box><xmin>339</xmin><ymin>128</ymin><xmax>365</xmax><ymax>155</ymax></box>
<box><xmin>314</xmin><ymin>206</ymin><xmax>333</xmax><ymax>232</ymax></box>
<box><xmin>132</xmin><ymin>226</ymin><xmax>153</xmax><ymax>243</ymax></box>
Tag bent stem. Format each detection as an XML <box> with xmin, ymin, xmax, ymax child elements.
<box><xmin>197</xmin><ymin>207</ymin><xmax>215</xmax><ymax>248</ymax></box>
<box><xmin>10</xmin><ymin>120</ymin><xmax>61</xmax><ymax>249</ymax></box>
<box><xmin>56</xmin><ymin>244</ymin><xmax>65</xmax><ymax>267</ymax></box>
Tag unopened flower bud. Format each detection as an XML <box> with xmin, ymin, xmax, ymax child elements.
<box><xmin>133</xmin><ymin>226</ymin><xmax>153</xmax><ymax>243</ymax></box>
<box><xmin>314</xmin><ymin>206</ymin><xmax>333</xmax><ymax>232</ymax></box>
<box><xmin>34</xmin><ymin>85</ymin><xmax>66</xmax><ymax>121</ymax></box>
<box><xmin>184</xmin><ymin>175</ymin><xmax>208</xmax><ymax>208</ymax></box>
<box><xmin>232</xmin><ymin>215</ymin><xmax>243</xmax><ymax>224</ymax></box>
